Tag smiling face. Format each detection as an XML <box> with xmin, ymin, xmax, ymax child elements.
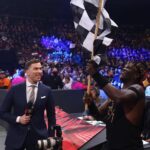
<box><xmin>26</xmin><ymin>62</ymin><xmax>43</xmax><ymax>84</ymax></box>
<box><xmin>120</xmin><ymin>62</ymin><xmax>141</xmax><ymax>84</ymax></box>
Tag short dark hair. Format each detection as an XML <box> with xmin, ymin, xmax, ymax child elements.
<box><xmin>25</xmin><ymin>59</ymin><xmax>41</xmax><ymax>70</ymax></box>
<box><xmin>136</xmin><ymin>62</ymin><xmax>147</xmax><ymax>81</ymax></box>
<box><xmin>128</xmin><ymin>62</ymin><xmax>147</xmax><ymax>82</ymax></box>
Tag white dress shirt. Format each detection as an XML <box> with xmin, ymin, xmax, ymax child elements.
<box><xmin>26</xmin><ymin>80</ymin><xmax>38</xmax><ymax>103</ymax></box>
<box><xmin>16</xmin><ymin>80</ymin><xmax>39</xmax><ymax>123</ymax></box>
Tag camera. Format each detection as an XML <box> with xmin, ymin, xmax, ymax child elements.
<box><xmin>37</xmin><ymin>125</ymin><xmax>62</xmax><ymax>150</ymax></box>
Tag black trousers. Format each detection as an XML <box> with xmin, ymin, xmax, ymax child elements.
<box><xmin>5</xmin><ymin>129</ymin><xmax>40</xmax><ymax>150</ymax></box>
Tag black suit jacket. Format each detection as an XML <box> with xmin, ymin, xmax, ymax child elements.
<box><xmin>0</xmin><ymin>82</ymin><xmax>56</xmax><ymax>149</ymax></box>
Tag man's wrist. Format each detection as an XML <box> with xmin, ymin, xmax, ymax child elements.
<box><xmin>92</xmin><ymin>72</ymin><xmax>109</xmax><ymax>89</ymax></box>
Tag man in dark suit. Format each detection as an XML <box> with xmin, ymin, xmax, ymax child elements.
<box><xmin>0</xmin><ymin>59</ymin><xmax>56</xmax><ymax>150</ymax></box>
<box><xmin>42</xmin><ymin>67</ymin><xmax>64</xmax><ymax>90</ymax></box>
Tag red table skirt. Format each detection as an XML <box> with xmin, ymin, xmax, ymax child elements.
<box><xmin>45</xmin><ymin>107</ymin><xmax>105</xmax><ymax>150</ymax></box>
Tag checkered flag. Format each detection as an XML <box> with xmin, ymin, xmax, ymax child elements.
<box><xmin>70</xmin><ymin>0</ymin><xmax>118</xmax><ymax>53</ymax></box>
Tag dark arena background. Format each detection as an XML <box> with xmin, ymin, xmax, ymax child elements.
<box><xmin>0</xmin><ymin>0</ymin><xmax>150</xmax><ymax>150</ymax></box>
<box><xmin>0</xmin><ymin>49</ymin><xmax>18</xmax><ymax>73</ymax></box>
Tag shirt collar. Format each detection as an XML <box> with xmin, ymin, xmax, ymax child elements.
<box><xmin>26</xmin><ymin>79</ymin><xmax>38</xmax><ymax>87</ymax></box>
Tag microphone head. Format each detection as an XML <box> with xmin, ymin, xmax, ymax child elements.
<box><xmin>25</xmin><ymin>101</ymin><xmax>34</xmax><ymax>116</ymax></box>
<box><xmin>26</xmin><ymin>101</ymin><xmax>33</xmax><ymax>109</ymax></box>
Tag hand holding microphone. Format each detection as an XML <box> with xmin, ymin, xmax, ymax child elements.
<box><xmin>19</xmin><ymin>114</ymin><xmax>31</xmax><ymax>125</ymax></box>
<box><xmin>25</xmin><ymin>101</ymin><xmax>34</xmax><ymax>116</ymax></box>
<box><xmin>19</xmin><ymin>101</ymin><xmax>34</xmax><ymax>125</ymax></box>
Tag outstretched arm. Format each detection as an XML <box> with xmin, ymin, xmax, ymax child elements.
<box><xmin>87</xmin><ymin>61</ymin><xmax>145</xmax><ymax>103</ymax></box>
<box><xmin>93</xmin><ymin>72</ymin><xmax>144</xmax><ymax>103</ymax></box>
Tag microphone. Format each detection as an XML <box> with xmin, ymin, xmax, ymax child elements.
<box><xmin>25</xmin><ymin>101</ymin><xmax>34</xmax><ymax>116</ymax></box>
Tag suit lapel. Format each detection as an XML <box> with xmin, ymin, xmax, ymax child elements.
<box><xmin>34</xmin><ymin>82</ymin><xmax>42</xmax><ymax>107</ymax></box>
<box><xmin>20</xmin><ymin>82</ymin><xmax>27</xmax><ymax>105</ymax></box>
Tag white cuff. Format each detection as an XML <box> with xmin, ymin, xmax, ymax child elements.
<box><xmin>16</xmin><ymin>116</ymin><xmax>21</xmax><ymax>123</ymax></box>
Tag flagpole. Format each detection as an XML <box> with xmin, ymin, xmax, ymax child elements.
<box><xmin>84</xmin><ymin>0</ymin><xmax>104</xmax><ymax>114</ymax></box>
<box><xmin>92</xmin><ymin>0</ymin><xmax>103</xmax><ymax>58</ymax></box>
